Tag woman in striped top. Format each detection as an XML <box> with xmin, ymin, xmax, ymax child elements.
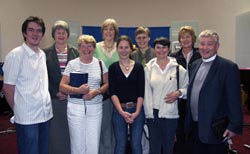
<box><xmin>60</xmin><ymin>35</ymin><xmax>108</xmax><ymax>154</ymax></box>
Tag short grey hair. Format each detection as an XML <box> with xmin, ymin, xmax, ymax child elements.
<box><xmin>51</xmin><ymin>20</ymin><xmax>70</xmax><ymax>39</ymax></box>
<box><xmin>198</xmin><ymin>29</ymin><xmax>219</xmax><ymax>43</ymax></box>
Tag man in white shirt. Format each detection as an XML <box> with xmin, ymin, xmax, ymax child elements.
<box><xmin>3</xmin><ymin>16</ymin><xmax>53</xmax><ymax>154</ymax></box>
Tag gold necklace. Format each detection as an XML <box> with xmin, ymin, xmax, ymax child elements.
<box><xmin>119</xmin><ymin>60</ymin><xmax>131</xmax><ymax>71</ymax></box>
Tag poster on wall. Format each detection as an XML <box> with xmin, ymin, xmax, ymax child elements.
<box><xmin>170</xmin><ymin>21</ymin><xmax>199</xmax><ymax>53</ymax></box>
<box><xmin>66</xmin><ymin>21</ymin><xmax>81</xmax><ymax>48</ymax></box>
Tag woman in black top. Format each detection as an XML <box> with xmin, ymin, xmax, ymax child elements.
<box><xmin>109</xmin><ymin>35</ymin><xmax>145</xmax><ymax>154</ymax></box>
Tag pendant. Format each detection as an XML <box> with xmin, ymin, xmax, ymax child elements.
<box><xmin>125</xmin><ymin>66</ymin><xmax>129</xmax><ymax>71</ymax></box>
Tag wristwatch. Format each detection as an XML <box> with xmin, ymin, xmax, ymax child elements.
<box><xmin>96</xmin><ymin>89</ymin><xmax>102</xmax><ymax>94</ymax></box>
<box><xmin>177</xmin><ymin>89</ymin><xmax>182</xmax><ymax>96</ymax></box>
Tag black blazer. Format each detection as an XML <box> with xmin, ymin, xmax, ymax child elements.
<box><xmin>185</xmin><ymin>56</ymin><xmax>243</xmax><ymax>144</ymax></box>
<box><xmin>44</xmin><ymin>44</ymin><xmax>79</xmax><ymax>98</ymax></box>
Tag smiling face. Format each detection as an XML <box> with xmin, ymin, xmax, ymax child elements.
<box><xmin>23</xmin><ymin>22</ymin><xmax>43</xmax><ymax>49</ymax></box>
<box><xmin>54</xmin><ymin>28</ymin><xmax>68</xmax><ymax>45</ymax></box>
<box><xmin>103</xmin><ymin>25</ymin><xmax>115</xmax><ymax>41</ymax></box>
<box><xmin>180</xmin><ymin>32</ymin><xmax>193</xmax><ymax>48</ymax></box>
<box><xmin>117</xmin><ymin>40</ymin><xmax>132</xmax><ymax>60</ymax></box>
<box><xmin>199</xmin><ymin>36</ymin><xmax>219</xmax><ymax>59</ymax></box>
<box><xmin>79</xmin><ymin>41</ymin><xmax>95</xmax><ymax>61</ymax></box>
<box><xmin>154</xmin><ymin>44</ymin><xmax>169</xmax><ymax>59</ymax></box>
<box><xmin>135</xmin><ymin>33</ymin><xmax>150</xmax><ymax>50</ymax></box>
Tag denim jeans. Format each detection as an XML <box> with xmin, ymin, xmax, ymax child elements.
<box><xmin>112</xmin><ymin>105</ymin><xmax>145</xmax><ymax>154</ymax></box>
<box><xmin>147</xmin><ymin>109</ymin><xmax>178</xmax><ymax>154</ymax></box>
<box><xmin>15</xmin><ymin>120</ymin><xmax>50</xmax><ymax>154</ymax></box>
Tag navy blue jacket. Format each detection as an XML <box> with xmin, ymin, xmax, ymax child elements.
<box><xmin>185</xmin><ymin>56</ymin><xmax>243</xmax><ymax>144</ymax></box>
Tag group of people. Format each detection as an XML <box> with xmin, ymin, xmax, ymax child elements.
<box><xmin>2</xmin><ymin>15</ymin><xmax>243</xmax><ymax>154</ymax></box>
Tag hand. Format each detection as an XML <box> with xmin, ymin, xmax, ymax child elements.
<box><xmin>82</xmin><ymin>89</ymin><xmax>97</xmax><ymax>100</ymax></box>
<box><xmin>56</xmin><ymin>92</ymin><xmax>67</xmax><ymax>100</ymax></box>
<box><xmin>120</xmin><ymin>111</ymin><xmax>133</xmax><ymax>123</ymax></box>
<box><xmin>164</xmin><ymin>91</ymin><xmax>180</xmax><ymax>103</ymax></box>
<box><xmin>129</xmin><ymin>112</ymin><xmax>139</xmax><ymax>122</ymax></box>
<box><xmin>78</xmin><ymin>84</ymin><xmax>89</xmax><ymax>94</ymax></box>
<box><xmin>223</xmin><ymin>129</ymin><xmax>236</xmax><ymax>139</ymax></box>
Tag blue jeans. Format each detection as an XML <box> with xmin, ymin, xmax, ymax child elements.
<box><xmin>112</xmin><ymin>105</ymin><xmax>145</xmax><ymax>154</ymax></box>
<box><xmin>147</xmin><ymin>109</ymin><xmax>178</xmax><ymax>154</ymax></box>
<box><xmin>15</xmin><ymin>120</ymin><xmax>50</xmax><ymax>154</ymax></box>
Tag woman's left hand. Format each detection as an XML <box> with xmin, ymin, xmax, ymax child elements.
<box><xmin>164</xmin><ymin>91</ymin><xmax>180</xmax><ymax>103</ymax></box>
<box><xmin>82</xmin><ymin>89</ymin><xmax>97</xmax><ymax>100</ymax></box>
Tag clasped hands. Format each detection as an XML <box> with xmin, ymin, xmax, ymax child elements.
<box><xmin>121</xmin><ymin>111</ymin><xmax>138</xmax><ymax>124</ymax></box>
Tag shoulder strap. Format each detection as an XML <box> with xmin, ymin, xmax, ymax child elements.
<box><xmin>99</xmin><ymin>60</ymin><xmax>103</xmax><ymax>85</ymax></box>
<box><xmin>176</xmin><ymin>65</ymin><xmax>179</xmax><ymax>89</ymax></box>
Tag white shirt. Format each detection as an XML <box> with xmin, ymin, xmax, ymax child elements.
<box><xmin>63</xmin><ymin>57</ymin><xmax>108</xmax><ymax>105</ymax></box>
<box><xmin>3</xmin><ymin>43</ymin><xmax>52</xmax><ymax>124</ymax></box>
<box><xmin>144</xmin><ymin>57</ymin><xmax>188</xmax><ymax>119</ymax></box>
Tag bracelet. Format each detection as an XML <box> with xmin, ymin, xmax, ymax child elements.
<box><xmin>96</xmin><ymin>89</ymin><xmax>102</xmax><ymax>94</ymax></box>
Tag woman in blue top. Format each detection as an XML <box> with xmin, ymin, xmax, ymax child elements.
<box><xmin>109</xmin><ymin>35</ymin><xmax>145</xmax><ymax>154</ymax></box>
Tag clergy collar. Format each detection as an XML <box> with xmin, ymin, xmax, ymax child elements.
<box><xmin>202</xmin><ymin>55</ymin><xmax>216</xmax><ymax>62</ymax></box>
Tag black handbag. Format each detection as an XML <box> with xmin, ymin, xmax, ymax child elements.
<box><xmin>211</xmin><ymin>116</ymin><xmax>229</xmax><ymax>140</ymax></box>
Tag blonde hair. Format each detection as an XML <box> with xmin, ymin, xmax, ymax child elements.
<box><xmin>134</xmin><ymin>26</ymin><xmax>151</xmax><ymax>37</ymax></box>
<box><xmin>101</xmin><ymin>18</ymin><xmax>119</xmax><ymax>40</ymax></box>
<box><xmin>178</xmin><ymin>26</ymin><xmax>196</xmax><ymax>47</ymax></box>
<box><xmin>78</xmin><ymin>35</ymin><xmax>96</xmax><ymax>48</ymax></box>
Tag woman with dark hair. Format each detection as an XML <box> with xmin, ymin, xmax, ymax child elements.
<box><xmin>109</xmin><ymin>35</ymin><xmax>145</xmax><ymax>154</ymax></box>
<box><xmin>144</xmin><ymin>37</ymin><xmax>188</xmax><ymax>154</ymax></box>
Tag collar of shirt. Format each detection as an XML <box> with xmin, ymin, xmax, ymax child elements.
<box><xmin>22</xmin><ymin>43</ymin><xmax>43</xmax><ymax>58</ymax></box>
<box><xmin>202</xmin><ymin>55</ymin><xmax>216</xmax><ymax>62</ymax></box>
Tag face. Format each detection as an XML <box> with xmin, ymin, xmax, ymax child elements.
<box><xmin>54</xmin><ymin>28</ymin><xmax>68</xmax><ymax>45</ymax></box>
<box><xmin>135</xmin><ymin>33</ymin><xmax>150</xmax><ymax>50</ymax></box>
<box><xmin>103</xmin><ymin>25</ymin><xmax>115</xmax><ymax>41</ymax></box>
<box><xmin>117</xmin><ymin>40</ymin><xmax>132</xmax><ymax>60</ymax></box>
<box><xmin>79</xmin><ymin>41</ymin><xmax>95</xmax><ymax>60</ymax></box>
<box><xmin>154</xmin><ymin>44</ymin><xmax>169</xmax><ymax>59</ymax></box>
<box><xmin>199</xmin><ymin>36</ymin><xmax>219</xmax><ymax>59</ymax></box>
<box><xmin>180</xmin><ymin>32</ymin><xmax>193</xmax><ymax>48</ymax></box>
<box><xmin>23</xmin><ymin>22</ymin><xmax>43</xmax><ymax>48</ymax></box>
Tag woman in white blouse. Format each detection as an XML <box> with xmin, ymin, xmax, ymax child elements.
<box><xmin>144</xmin><ymin>37</ymin><xmax>188</xmax><ymax>154</ymax></box>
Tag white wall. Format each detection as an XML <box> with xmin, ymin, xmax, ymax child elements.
<box><xmin>236</xmin><ymin>11</ymin><xmax>250</xmax><ymax>68</ymax></box>
<box><xmin>0</xmin><ymin>0</ymin><xmax>250</xmax><ymax>64</ymax></box>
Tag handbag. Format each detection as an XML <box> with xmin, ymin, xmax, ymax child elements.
<box><xmin>211</xmin><ymin>116</ymin><xmax>229</xmax><ymax>140</ymax></box>
<box><xmin>99</xmin><ymin>60</ymin><xmax>110</xmax><ymax>101</ymax></box>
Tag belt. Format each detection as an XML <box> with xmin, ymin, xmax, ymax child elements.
<box><xmin>120</xmin><ymin>102</ymin><xmax>136</xmax><ymax>109</ymax></box>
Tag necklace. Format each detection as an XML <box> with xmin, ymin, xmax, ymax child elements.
<box><xmin>119</xmin><ymin>60</ymin><xmax>131</xmax><ymax>71</ymax></box>
<box><xmin>103</xmin><ymin>41</ymin><xmax>115</xmax><ymax>51</ymax></box>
